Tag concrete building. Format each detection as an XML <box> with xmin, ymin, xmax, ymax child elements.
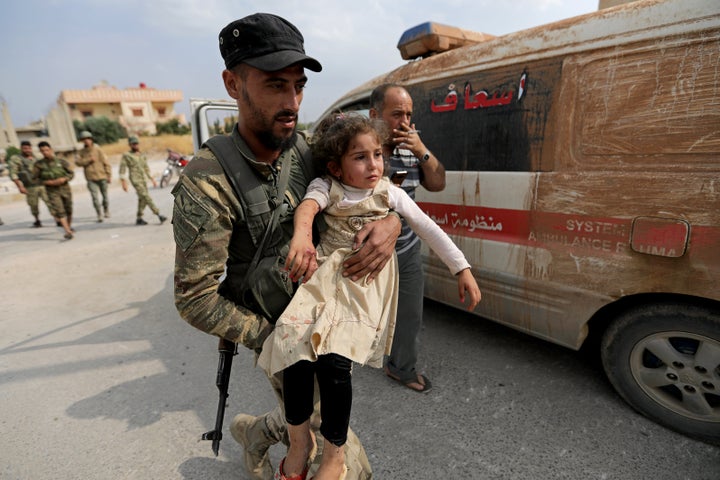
<box><xmin>1</xmin><ymin>98</ymin><xmax>81</xmax><ymax>155</ymax></box>
<box><xmin>1</xmin><ymin>81</ymin><xmax>185</xmax><ymax>156</ymax></box>
<box><xmin>58</xmin><ymin>81</ymin><xmax>184</xmax><ymax>136</ymax></box>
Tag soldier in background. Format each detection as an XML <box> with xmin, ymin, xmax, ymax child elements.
<box><xmin>119</xmin><ymin>136</ymin><xmax>166</xmax><ymax>225</ymax></box>
<box><xmin>33</xmin><ymin>141</ymin><xmax>75</xmax><ymax>240</ymax></box>
<box><xmin>7</xmin><ymin>140</ymin><xmax>50</xmax><ymax>227</ymax></box>
<box><xmin>75</xmin><ymin>130</ymin><xmax>112</xmax><ymax>222</ymax></box>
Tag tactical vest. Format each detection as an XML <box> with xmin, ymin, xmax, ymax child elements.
<box><xmin>204</xmin><ymin>133</ymin><xmax>314</xmax><ymax>321</ymax></box>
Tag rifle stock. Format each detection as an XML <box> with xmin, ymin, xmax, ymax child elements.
<box><xmin>201</xmin><ymin>337</ymin><xmax>237</xmax><ymax>456</ymax></box>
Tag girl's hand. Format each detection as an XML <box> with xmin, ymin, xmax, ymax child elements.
<box><xmin>285</xmin><ymin>234</ymin><xmax>317</xmax><ymax>283</ymax></box>
<box><xmin>457</xmin><ymin>269</ymin><xmax>481</xmax><ymax>311</ymax></box>
<box><xmin>343</xmin><ymin>214</ymin><xmax>401</xmax><ymax>282</ymax></box>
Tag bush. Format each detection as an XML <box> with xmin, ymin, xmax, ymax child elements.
<box><xmin>5</xmin><ymin>145</ymin><xmax>21</xmax><ymax>159</ymax></box>
<box><xmin>74</xmin><ymin>117</ymin><xmax>127</xmax><ymax>145</ymax></box>
<box><xmin>156</xmin><ymin>118</ymin><xmax>190</xmax><ymax>135</ymax></box>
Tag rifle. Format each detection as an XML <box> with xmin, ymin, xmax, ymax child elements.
<box><xmin>202</xmin><ymin>337</ymin><xmax>237</xmax><ymax>456</ymax></box>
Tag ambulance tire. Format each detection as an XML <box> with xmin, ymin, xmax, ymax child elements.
<box><xmin>601</xmin><ymin>302</ymin><xmax>720</xmax><ymax>444</ymax></box>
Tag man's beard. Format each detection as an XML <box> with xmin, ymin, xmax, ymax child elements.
<box><xmin>257</xmin><ymin>128</ymin><xmax>296</xmax><ymax>152</ymax></box>
<box><xmin>242</xmin><ymin>86</ymin><xmax>297</xmax><ymax>151</ymax></box>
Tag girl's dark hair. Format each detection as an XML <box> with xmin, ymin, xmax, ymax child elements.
<box><xmin>311</xmin><ymin>112</ymin><xmax>388</xmax><ymax>174</ymax></box>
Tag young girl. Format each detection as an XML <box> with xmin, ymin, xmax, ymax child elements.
<box><xmin>258</xmin><ymin>114</ymin><xmax>481</xmax><ymax>480</ymax></box>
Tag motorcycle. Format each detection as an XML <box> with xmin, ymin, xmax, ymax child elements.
<box><xmin>159</xmin><ymin>149</ymin><xmax>191</xmax><ymax>188</ymax></box>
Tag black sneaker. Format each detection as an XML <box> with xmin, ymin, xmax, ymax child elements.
<box><xmin>136</xmin><ymin>218</ymin><xmax>148</xmax><ymax>225</ymax></box>
<box><xmin>158</xmin><ymin>215</ymin><xmax>167</xmax><ymax>224</ymax></box>
<box><xmin>33</xmin><ymin>220</ymin><xmax>42</xmax><ymax>228</ymax></box>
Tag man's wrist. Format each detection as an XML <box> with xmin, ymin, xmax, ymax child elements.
<box><xmin>418</xmin><ymin>151</ymin><xmax>431</xmax><ymax>165</ymax></box>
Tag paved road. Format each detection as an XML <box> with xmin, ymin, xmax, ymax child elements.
<box><xmin>1</xmin><ymin>165</ymin><xmax>718</xmax><ymax>479</ymax></box>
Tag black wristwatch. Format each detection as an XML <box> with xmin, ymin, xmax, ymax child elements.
<box><xmin>419</xmin><ymin>151</ymin><xmax>431</xmax><ymax>164</ymax></box>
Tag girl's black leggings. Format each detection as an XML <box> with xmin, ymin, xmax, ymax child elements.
<box><xmin>283</xmin><ymin>353</ymin><xmax>352</xmax><ymax>447</ymax></box>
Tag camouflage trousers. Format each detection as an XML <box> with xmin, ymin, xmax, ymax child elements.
<box><xmin>259</xmin><ymin>369</ymin><xmax>373</xmax><ymax>480</ymax></box>
<box><xmin>25</xmin><ymin>185</ymin><xmax>49</xmax><ymax>217</ymax></box>
<box><xmin>46</xmin><ymin>184</ymin><xmax>73</xmax><ymax>219</ymax></box>
<box><xmin>87</xmin><ymin>179</ymin><xmax>109</xmax><ymax>215</ymax></box>
<box><xmin>132</xmin><ymin>182</ymin><xmax>159</xmax><ymax>218</ymax></box>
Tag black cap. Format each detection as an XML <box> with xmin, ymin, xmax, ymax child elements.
<box><xmin>219</xmin><ymin>13</ymin><xmax>322</xmax><ymax>72</ymax></box>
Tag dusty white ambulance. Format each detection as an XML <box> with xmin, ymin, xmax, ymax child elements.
<box><xmin>190</xmin><ymin>0</ymin><xmax>719</xmax><ymax>444</ymax></box>
<box><xmin>312</xmin><ymin>0</ymin><xmax>720</xmax><ymax>442</ymax></box>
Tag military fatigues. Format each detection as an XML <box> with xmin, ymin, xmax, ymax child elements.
<box><xmin>172</xmin><ymin>128</ymin><xmax>373</xmax><ymax>480</ymax></box>
<box><xmin>33</xmin><ymin>156</ymin><xmax>74</xmax><ymax>218</ymax></box>
<box><xmin>7</xmin><ymin>153</ymin><xmax>49</xmax><ymax>219</ymax></box>
<box><xmin>75</xmin><ymin>144</ymin><xmax>111</xmax><ymax>218</ymax></box>
<box><xmin>119</xmin><ymin>150</ymin><xmax>161</xmax><ymax>219</ymax></box>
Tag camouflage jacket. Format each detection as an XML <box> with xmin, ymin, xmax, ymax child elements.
<box><xmin>119</xmin><ymin>151</ymin><xmax>152</xmax><ymax>185</ymax></box>
<box><xmin>75</xmin><ymin>144</ymin><xmax>111</xmax><ymax>181</ymax></box>
<box><xmin>8</xmin><ymin>153</ymin><xmax>42</xmax><ymax>187</ymax></box>
<box><xmin>172</xmin><ymin>128</ymin><xmax>313</xmax><ymax>349</ymax></box>
<box><xmin>33</xmin><ymin>157</ymin><xmax>74</xmax><ymax>184</ymax></box>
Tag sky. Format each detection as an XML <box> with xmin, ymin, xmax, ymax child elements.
<box><xmin>1</xmin><ymin>0</ymin><xmax>599</xmax><ymax>128</ymax></box>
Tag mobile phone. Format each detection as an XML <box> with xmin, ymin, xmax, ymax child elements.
<box><xmin>391</xmin><ymin>170</ymin><xmax>408</xmax><ymax>185</ymax></box>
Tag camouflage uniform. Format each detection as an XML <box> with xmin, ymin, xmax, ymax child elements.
<box><xmin>33</xmin><ymin>156</ymin><xmax>74</xmax><ymax>219</ymax></box>
<box><xmin>172</xmin><ymin>128</ymin><xmax>372</xmax><ymax>480</ymax></box>
<box><xmin>7</xmin><ymin>152</ymin><xmax>49</xmax><ymax>219</ymax></box>
<box><xmin>75</xmin><ymin>144</ymin><xmax>111</xmax><ymax>218</ymax></box>
<box><xmin>119</xmin><ymin>149</ymin><xmax>161</xmax><ymax>219</ymax></box>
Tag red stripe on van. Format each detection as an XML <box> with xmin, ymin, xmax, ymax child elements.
<box><xmin>418</xmin><ymin>202</ymin><xmax>632</xmax><ymax>245</ymax></box>
<box><xmin>418</xmin><ymin>202</ymin><xmax>720</xmax><ymax>260</ymax></box>
<box><xmin>417</xmin><ymin>202</ymin><xmax>530</xmax><ymax>243</ymax></box>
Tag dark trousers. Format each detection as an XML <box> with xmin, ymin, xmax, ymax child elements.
<box><xmin>385</xmin><ymin>240</ymin><xmax>424</xmax><ymax>381</ymax></box>
<box><xmin>283</xmin><ymin>353</ymin><xmax>352</xmax><ymax>447</ymax></box>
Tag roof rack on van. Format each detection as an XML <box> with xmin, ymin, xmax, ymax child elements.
<box><xmin>397</xmin><ymin>21</ymin><xmax>495</xmax><ymax>60</ymax></box>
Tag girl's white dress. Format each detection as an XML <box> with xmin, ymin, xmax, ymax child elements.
<box><xmin>258</xmin><ymin>177</ymin><xmax>470</xmax><ymax>376</ymax></box>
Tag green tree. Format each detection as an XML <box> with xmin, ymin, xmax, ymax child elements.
<box><xmin>211</xmin><ymin>118</ymin><xmax>222</xmax><ymax>135</ymax></box>
<box><xmin>5</xmin><ymin>145</ymin><xmax>21</xmax><ymax>159</ymax></box>
<box><xmin>223</xmin><ymin>115</ymin><xmax>237</xmax><ymax>134</ymax></box>
<box><xmin>74</xmin><ymin>117</ymin><xmax>127</xmax><ymax>145</ymax></box>
<box><xmin>156</xmin><ymin>118</ymin><xmax>190</xmax><ymax>135</ymax></box>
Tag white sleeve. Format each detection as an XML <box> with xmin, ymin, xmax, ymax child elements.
<box><xmin>302</xmin><ymin>177</ymin><xmax>331</xmax><ymax>210</ymax></box>
<box><xmin>389</xmin><ymin>186</ymin><xmax>471</xmax><ymax>275</ymax></box>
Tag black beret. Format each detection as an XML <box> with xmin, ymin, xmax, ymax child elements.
<box><xmin>219</xmin><ymin>13</ymin><xmax>322</xmax><ymax>72</ymax></box>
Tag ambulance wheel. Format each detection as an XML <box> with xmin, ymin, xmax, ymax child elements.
<box><xmin>601</xmin><ymin>302</ymin><xmax>720</xmax><ymax>443</ymax></box>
